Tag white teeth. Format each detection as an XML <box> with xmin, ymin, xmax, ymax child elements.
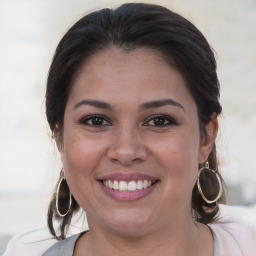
<box><xmin>108</xmin><ymin>180</ymin><xmax>113</xmax><ymax>189</ymax></box>
<box><xmin>113</xmin><ymin>180</ymin><xmax>119</xmax><ymax>190</ymax></box>
<box><xmin>103</xmin><ymin>179</ymin><xmax>155</xmax><ymax>191</ymax></box>
<box><xmin>119</xmin><ymin>181</ymin><xmax>128</xmax><ymax>191</ymax></box>
<box><xmin>128</xmin><ymin>181</ymin><xmax>137</xmax><ymax>191</ymax></box>
<box><xmin>137</xmin><ymin>180</ymin><xmax>143</xmax><ymax>190</ymax></box>
<box><xmin>143</xmin><ymin>180</ymin><xmax>148</xmax><ymax>189</ymax></box>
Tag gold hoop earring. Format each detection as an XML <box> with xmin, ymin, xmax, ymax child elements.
<box><xmin>197</xmin><ymin>162</ymin><xmax>222</xmax><ymax>204</ymax></box>
<box><xmin>56</xmin><ymin>169</ymin><xmax>72</xmax><ymax>217</ymax></box>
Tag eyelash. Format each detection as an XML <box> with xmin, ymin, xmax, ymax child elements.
<box><xmin>143</xmin><ymin>114</ymin><xmax>178</xmax><ymax>127</ymax></box>
<box><xmin>78</xmin><ymin>114</ymin><xmax>112</xmax><ymax>126</ymax></box>
<box><xmin>78</xmin><ymin>114</ymin><xmax>178</xmax><ymax>127</ymax></box>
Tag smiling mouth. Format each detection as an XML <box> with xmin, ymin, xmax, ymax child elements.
<box><xmin>100</xmin><ymin>179</ymin><xmax>159</xmax><ymax>192</ymax></box>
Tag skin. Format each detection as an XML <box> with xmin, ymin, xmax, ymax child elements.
<box><xmin>55</xmin><ymin>47</ymin><xmax>218</xmax><ymax>256</ymax></box>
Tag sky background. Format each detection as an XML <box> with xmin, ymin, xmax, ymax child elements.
<box><xmin>0</xmin><ymin>0</ymin><xmax>256</xmax><ymax>242</ymax></box>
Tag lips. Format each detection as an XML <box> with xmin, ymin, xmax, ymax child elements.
<box><xmin>97</xmin><ymin>173</ymin><xmax>160</xmax><ymax>201</ymax></box>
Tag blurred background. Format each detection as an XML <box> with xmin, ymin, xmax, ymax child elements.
<box><xmin>0</xmin><ymin>0</ymin><xmax>256</xmax><ymax>253</ymax></box>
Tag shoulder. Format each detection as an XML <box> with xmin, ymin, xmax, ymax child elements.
<box><xmin>42</xmin><ymin>232</ymin><xmax>84</xmax><ymax>256</ymax></box>
<box><xmin>3</xmin><ymin>226</ymin><xmax>84</xmax><ymax>256</ymax></box>
<box><xmin>209</xmin><ymin>204</ymin><xmax>256</xmax><ymax>256</ymax></box>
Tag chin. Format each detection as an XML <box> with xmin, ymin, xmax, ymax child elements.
<box><xmin>100</xmin><ymin>209</ymin><xmax>156</xmax><ymax>236</ymax></box>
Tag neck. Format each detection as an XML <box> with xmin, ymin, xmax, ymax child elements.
<box><xmin>74</xmin><ymin>216</ymin><xmax>213</xmax><ymax>256</ymax></box>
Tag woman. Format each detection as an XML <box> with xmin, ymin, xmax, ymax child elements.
<box><xmin>42</xmin><ymin>3</ymin><xmax>254</xmax><ymax>256</ymax></box>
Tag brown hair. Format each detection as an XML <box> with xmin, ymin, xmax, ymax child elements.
<box><xmin>46</xmin><ymin>3</ymin><xmax>225</xmax><ymax>240</ymax></box>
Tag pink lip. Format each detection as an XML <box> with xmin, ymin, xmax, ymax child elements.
<box><xmin>97</xmin><ymin>172</ymin><xmax>159</xmax><ymax>182</ymax></box>
<box><xmin>99</xmin><ymin>181</ymin><xmax>158</xmax><ymax>201</ymax></box>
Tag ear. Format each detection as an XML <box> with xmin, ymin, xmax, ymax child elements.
<box><xmin>53</xmin><ymin>124</ymin><xmax>64</xmax><ymax>154</ymax></box>
<box><xmin>198</xmin><ymin>113</ymin><xmax>219</xmax><ymax>164</ymax></box>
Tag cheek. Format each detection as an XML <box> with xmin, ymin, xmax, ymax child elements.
<box><xmin>61</xmin><ymin>132</ymin><xmax>103</xmax><ymax>194</ymax></box>
<box><xmin>153</xmin><ymin>131</ymin><xmax>200</xmax><ymax>187</ymax></box>
<box><xmin>63</xmin><ymin>131</ymin><xmax>101</xmax><ymax>169</ymax></box>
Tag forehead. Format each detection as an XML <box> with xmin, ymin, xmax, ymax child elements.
<box><xmin>68</xmin><ymin>47</ymin><xmax>195</xmax><ymax>111</ymax></box>
<box><xmin>74</xmin><ymin>47</ymin><xmax>170</xmax><ymax>82</ymax></box>
<box><xmin>74</xmin><ymin>48</ymin><xmax>178</xmax><ymax>86</ymax></box>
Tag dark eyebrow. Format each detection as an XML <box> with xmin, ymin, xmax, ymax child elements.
<box><xmin>73</xmin><ymin>99</ymin><xmax>112</xmax><ymax>110</ymax></box>
<box><xmin>140</xmin><ymin>99</ymin><xmax>185</xmax><ymax>111</ymax></box>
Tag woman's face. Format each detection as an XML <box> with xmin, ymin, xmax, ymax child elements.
<box><xmin>56</xmin><ymin>48</ymin><xmax>216</xmax><ymax>236</ymax></box>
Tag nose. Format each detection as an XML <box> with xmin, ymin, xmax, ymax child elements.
<box><xmin>106</xmin><ymin>125</ymin><xmax>148</xmax><ymax>166</ymax></box>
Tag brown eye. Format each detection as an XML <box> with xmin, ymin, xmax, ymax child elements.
<box><xmin>79</xmin><ymin>115</ymin><xmax>111</xmax><ymax>126</ymax></box>
<box><xmin>90</xmin><ymin>116</ymin><xmax>104</xmax><ymax>125</ymax></box>
<box><xmin>152</xmin><ymin>117</ymin><xmax>167</xmax><ymax>126</ymax></box>
<box><xmin>144</xmin><ymin>115</ymin><xmax>178</xmax><ymax>127</ymax></box>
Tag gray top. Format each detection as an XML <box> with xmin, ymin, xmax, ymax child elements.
<box><xmin>42</xmin><ymin>232</ymin><xmax>85</xmax><ymax>256</ymax></box>
<box><xmin>42</xmin><ymin>229</ymin><xmax>220</xmax><ymax>256</ymax></box>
